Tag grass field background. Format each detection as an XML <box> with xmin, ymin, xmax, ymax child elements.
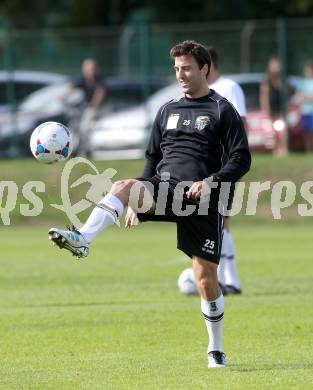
<box><xmin>1</xmin><ymin>156</ymin><xmax>313</xmax><ymax>389</ymax></box>
<box><xmin>2</xmin><ymin>153</ymin><xmax>313</xmax><ymax>225</ymax></box>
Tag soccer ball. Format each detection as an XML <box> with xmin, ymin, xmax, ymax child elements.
<box><xmin>30</xmin><ymin>121</ymin><xmax>72</xmax><ymax>163</ymax></box>
<box><xmin>177</xmin><ymin>268</ymin><xmax>198</xmax><ymax>295</ymax></box>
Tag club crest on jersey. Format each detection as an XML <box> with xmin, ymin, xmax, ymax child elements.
<box><xmin>195</xmin><ymin>116</ymin><xmax>210</xmax><ymax>131</ymax></box>
<box><xmin>166</xmin><ymin>114</ymin><xmax>180</xmax><ymax>129</ymax></box>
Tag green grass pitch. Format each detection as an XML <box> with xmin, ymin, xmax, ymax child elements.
<box><xmin>1</xmin><ymin>222</ymin><xmax>313</xmax><ymax>389</ymax></box>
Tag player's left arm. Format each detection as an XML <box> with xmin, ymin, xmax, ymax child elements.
<box><xmin>187</xmin><ymin>87</ymin><xmax>250</xmax><ymax>200</ymax></box>
<box><xmin>187</xmin><ymin>103</ymin><xmax>251</xmax><ymax>200</ymax></box>
<box><xmin>213</xmin><ymin>102</ymin><xmax>251</xmax><ymax>183</ymax></box>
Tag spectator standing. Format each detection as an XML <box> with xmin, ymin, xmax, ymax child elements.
<box><xmin>260</xmin><ymin>57</ymin><xmax>293</xmax><ymax>156</ymax></box>
<box><xmin>297</xmin><ymin>61</ymin><xmax>313</xmax><ymax>151</ymax></box>
<box><xmin>73</xmin><ymin>58</ymin><xmax>107</xmax><ymax>155</ymax></box>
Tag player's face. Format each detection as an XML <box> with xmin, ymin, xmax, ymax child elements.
<box><xmin>174</xmin><ymin>55</ymin><xmax>208</xmax><ymax>98</ymax></box>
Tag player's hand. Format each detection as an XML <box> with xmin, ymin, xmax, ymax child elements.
<box><xmin>124</xmin><ymin>206</ymin><xmax>139</xmax><ymax>228</ymax></box>
<box><xmin>186</xmin><ymin>180</ymin><xmax>210</xmax><ymax>200</ymax></box>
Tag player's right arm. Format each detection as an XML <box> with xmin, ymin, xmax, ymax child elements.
<box><xmin>125</xmin><ymin>206</ymin><xmax>139</xmax><ymax>228</ymax></box>
<box><xmin>141</xmin><ymin>106</ymin><xmax>164</xmax><ymax>178</ymax></box>
<box><xmin>125</xmin><ymin>106</ymin><xmax>164</xmax><ymax>228</ymax></box>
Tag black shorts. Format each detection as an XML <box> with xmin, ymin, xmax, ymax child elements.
<box><xmin>136</xmin><ymin>175</ymin><xmax>224</xmax><ymax>264</ymax></box>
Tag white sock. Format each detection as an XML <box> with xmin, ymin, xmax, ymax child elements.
<box><xmin>223</xmin><ymin>230</ymin><xmax>241</xmax><ymax>289</ymax></box>
<box><xmin>201</xmin><ymin>294</ymin><xmax>224</xmax><ymax>352</ymax></box>
<box><xmin>79</xmin><ymin>193</ymin><xmax>124</xmax><ymax>243</ymax></box>
<box><xmin>217</xmin><ymin>232</ymin><xmax>227</xmax><ymax>286</ymax></box>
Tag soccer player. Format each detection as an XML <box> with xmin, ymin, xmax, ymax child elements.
<box><xmin>207</xmin><ymin>47</ymin><xmax>248</xmax><ymax>296</ymax></box>
<box><xmin>49</xmin><ymin>40</ymin><xmax>251</xmax><ymax>368</ymax></box>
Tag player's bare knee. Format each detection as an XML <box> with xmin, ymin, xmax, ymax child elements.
<box><xmin>111</xmin><ymin>179</ymin><xmax>137</xmax><ymax>204</ymax></box>
<box><xmin>110</xmin><ymin>179</ymin><xmax>153</xmax><ymax>211</ymax></box>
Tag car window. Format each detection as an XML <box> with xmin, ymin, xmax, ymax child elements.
<box><xmin>15</xmin><ymin>82</ymin><xmax>47</xmax><ymax>103</ymax></box>
<box><xmin>106</xmin><ymin>83</ymin><xmax>166</xmax><ymax>112</ymax></box>
<box><xmin>239</xmin><ymin>77</ymin><xmax>301</xmax><ymax>112</ymax></box>
<box><xmin>106</xmin><ymin>87</ymin><xmax>144</xmax><ymax>111</ymax></box>
<box><xmin>19</xmin><ymin>84</ymin><xmax>69</xmax><ymax>111</ymax></box>
<box><xmin>0</xmin><ymin>84</ymin><xmax>8</xmax><ymax>104</ymax></box>
<box><xmin>0</xmin><ymin>81</ymin><xmax>51</xmax><ymax>105</ymax></box>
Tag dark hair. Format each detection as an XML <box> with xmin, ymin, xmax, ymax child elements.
<box><xmin>170</xmin><ymin>40</ymin><xmax>211</xmax><ymax>77</ymax></box>
<box><xmin>207</xmin><ymin>46</ymin><xmax>218</xmax><ymax>69</ymax></box>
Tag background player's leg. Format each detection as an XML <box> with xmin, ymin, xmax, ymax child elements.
<box><xmin>193</xmin><ymin>257</ymin><xmax>226</xmax><ymax>367</ymax></box>
<box><xmin>222</xmin><ymin>229</ymin><xmax>242</xmax><ymax>293</ymax></box>
<box><xmin>219</xmin><ymin>217</ymin><xmax>241</xmax><ymax>294</ymax></box>
<box><xmin>217</xmin><ymin>238</ymin><xmax>226</xmax><ymax>287</ymax></box>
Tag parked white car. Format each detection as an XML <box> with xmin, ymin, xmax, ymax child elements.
<box><xmin>0</xmin><ymin>70</ymin><xmax>67</xmax><ymax>112</ymax></box>
<box><xmin>89</xmin><ymin>83</ymin><xmax>181</xmax><ymax>159</ymax></box>
<box><xmin>0</xmin><ymin>77</ymin><xmax>167</xmax><ymax>158</ymax></box>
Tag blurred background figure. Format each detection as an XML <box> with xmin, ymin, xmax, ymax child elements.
<box><xmin>260</xmin><ymin>56</ymin><xmax>293</xmax><ymax>156</ymax></box>
<box><xmin>207</xmin><ymin>47</ymin><xmax>247</xmax><ymax>295</ymax></box>
<box><xmin>297</xmin><ymin>61</ymin><xmax>313</xmax><ymax>152</ymax></box>
<box><xmin>73</xmin><ymin>58</ymin><xmax>107</xmax><ymax>156</ymax></box>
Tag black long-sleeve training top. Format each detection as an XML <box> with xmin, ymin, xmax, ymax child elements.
<box><xmin>142</xmin><ymin>89</ymin><xmax>251</xmax><ymax>184</ymax></box>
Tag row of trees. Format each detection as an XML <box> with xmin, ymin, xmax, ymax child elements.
<box><xmin>1</xmin><ymin>0</ymin><xmax>313</xmax><ymax>28</ymax></box>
